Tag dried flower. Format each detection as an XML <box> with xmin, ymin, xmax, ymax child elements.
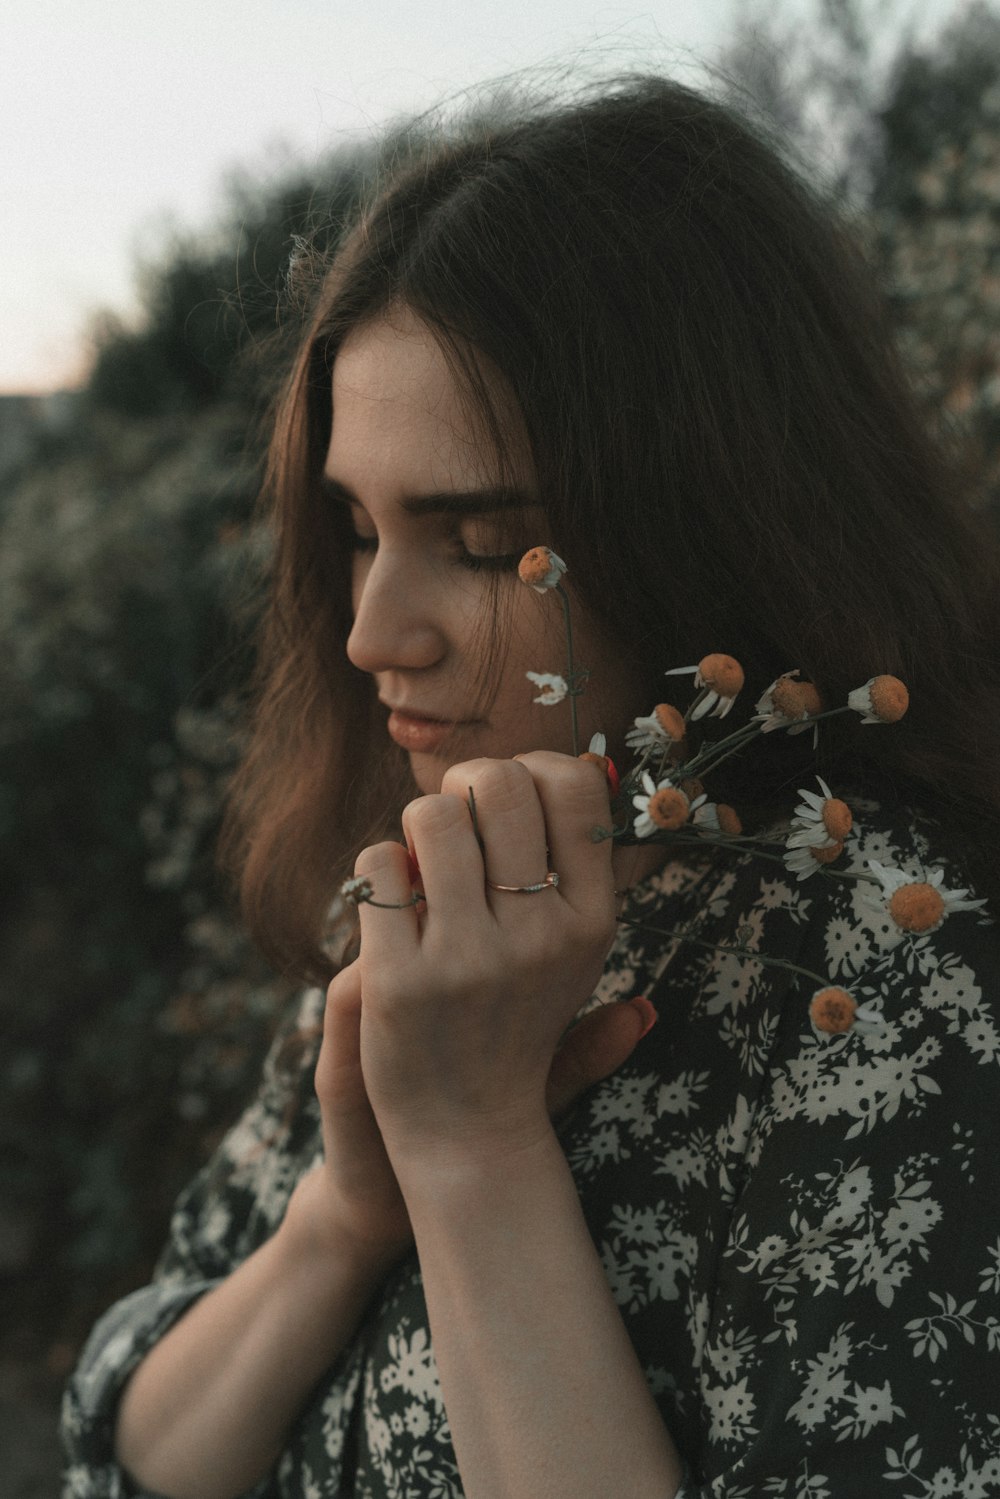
<box><xmin>848</xmin><ymin>675</ymin><xmax>909</xmax><ymax>724</ymax></box>
<box><xmin>341</xmin><ymin>876</ymin><xmax>374</xmax><ymax>906</ymax></box>
<box><xmin>786</xmin><ymin>776</ymin><xmax>854</xmax><ymax>850</ymax></box>
<box><xmin>754</xmin><ymin>670</ymin><xmax>825</xmax><ymax>736</ymax></box>
<box><xmin>867</xmin><ymin>860</ymin><xmax>988</xmax><ymax>933</ymax></box>
<box><xmin>625</xmin><ymin>703</ymin><xmax>687</xmax><ymax>754</ymax></box>
<box><xmin>632</xmin><ymin>773</ymin><xmax>695</xmax><ymax>837</ymax></box>
<box><xmin>518</xmin><ymin>546</ymin><xmax>567</xmax><ymax>592</ymax></box>
<box><xmin>526</xmin><ymin>671</ymin><xmax>568</xmax><ymax>705</ymax></box>
<box><xmin>665</xmin><ymin>653</ymin><xmax>745</xmax><ymax>718</ymax></box>
<box><xmin>810</xmin><ymin>987</ymin><xmax>857</xmax><ymax>1033</ymax></box>
<box><xmin>693</xmin><ymin>801</ymin><xmax>743</xmax><ymax>836</ymax></box>
<box><xmin>784</xmin><ymin>837</ymin><xmax>845</xmax><ymax>882</ymax></box>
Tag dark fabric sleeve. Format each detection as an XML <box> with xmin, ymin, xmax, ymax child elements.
<box><xmin>60</xmin><ymin>989</ymin><xmax>327</xmax><ymax>1499</ymax></box>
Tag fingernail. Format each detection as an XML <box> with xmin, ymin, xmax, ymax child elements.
<box><xmin>629</xmin><ymin>995</ymin><xmax>658</xmax><ymax>1039</ymax></box>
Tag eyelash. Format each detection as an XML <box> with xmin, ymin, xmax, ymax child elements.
<box><xmin>347</xmin><ymin>532</ymin><xmax>522</xmax><ymax>574</ymax></box>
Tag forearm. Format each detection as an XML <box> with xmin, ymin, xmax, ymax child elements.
<box><xmin>115</xmin><ymin>1168</ymin><xmax>398</xmax><ymax>1499</ymax></box>
<box><xmin>399</xmin><ymin>1127</ymin><xmax>684</xmax><ymax>1499</ymax></box>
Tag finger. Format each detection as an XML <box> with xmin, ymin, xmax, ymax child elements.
<box><xmin>315</xmin><ymin>963</ymin><xmax>367</xmax><ymax>1120</ymax></box>
<box><xmin>512</xmin><ymin>750</ymin><xmax>615</xmax><ymax>912</ymax></box>
<box><xmin>399</xmin><ymin>790</ymin><xmax>492</xmax><ymax>920</ymax></box>
<box><xmin>436</xmin><ymin>758</ymin><xmax>549</xmax><ymax>896</ymax></box>
<box><xmin>353</xmin><ymin>840</ymin><xmax>422</xmax><ymax>967</ymax></box>
<box><xmin>546</xmin><ymin>997</ymin><xmax>658</xmax><ymax>1120</ymax></box>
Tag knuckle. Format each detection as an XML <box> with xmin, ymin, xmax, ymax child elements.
<box><xmin>444</xmin><ymin>757</ymin><xmax>532</xmax><ymax>810</ymax></box>
<box><xmin>402</xmin><ymin>793</ymin><xmax>468</xmax><ymax>839</ymax></box>
<box><xmin>353</xmin><ymin>840</ymin><xmax>402</xmax><ymax>878</ymax></box>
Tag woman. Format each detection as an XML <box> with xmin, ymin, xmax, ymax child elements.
<box><xmin>63</xmin><ymin>75</ymin><xmax>1000</xmax><ymax>1498</ymax></box>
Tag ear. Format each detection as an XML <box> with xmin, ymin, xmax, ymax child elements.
<box><xmin>545</xmin><ymin>998</ymin><xmax>657</xmax><ymax>1122</ymax></box>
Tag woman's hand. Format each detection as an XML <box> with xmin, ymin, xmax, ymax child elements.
<box><xmin>352</xmin><ymin>752</ymin><xmax>624</xmax><ymax>1182</ymax></box>
<box><xmin>300</xmin><ymin>755</ymin><xmax>652</xmax><ymax>1260</ymax></box>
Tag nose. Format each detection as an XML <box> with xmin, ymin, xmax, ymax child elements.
<box><xmin>346</xmin><ymin>547</ymin><xmax>447</xmax><ymax>676</ymax></box>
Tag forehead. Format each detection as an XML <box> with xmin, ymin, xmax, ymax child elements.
<box><xmin>327</xmin><ymin>306</ymin><xmax>532</xmax><ymax>494</ymax></box>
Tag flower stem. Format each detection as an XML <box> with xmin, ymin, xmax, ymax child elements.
<box><xmin>615</xmin><ymin>914</ymin><xmax>831</xmax><ymax>988</ymax></box>
<box><xmin>555</xmin><ymin>583</ymin><xmax>580</xmax><ymax>756</ymax></box>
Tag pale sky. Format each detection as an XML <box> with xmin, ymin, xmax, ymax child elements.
<box><xmin>1</xmin><ymin>0</ymin><xmax>975</xmax><ymax>392</ymax></box>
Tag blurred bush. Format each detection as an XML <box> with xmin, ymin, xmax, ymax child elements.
<box><xmin>0</xmin><ymin>141</ymin><xmax>381</xmax><ymax>1363</ymax></box>
<box><xmin>2</xmin><ymin>8</ymin><xmax>999</xmax><ymax>1389</ymax></box>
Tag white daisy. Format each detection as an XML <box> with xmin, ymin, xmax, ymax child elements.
<box><xmin>631</xmin><ymin>773</ymin><xmax>694</xmax><ymax>837</ymax></box>
<box><xmin>517</xmin><ymin>546</ymin><xmax>567</xmax><ymax>592</ymax></box>
<box><xmin>848</xmin><ymin>675</ymin><xmax>909</xmax><ymax>724</ymax></box>
<box><xmin>783</xmin><ymin>837</ymin><xmax>845</xmax><ymax>882</ymax></box>
<box><xmin>692</xmin><ymin>801</ymin><xmax>741</xmax><ymax>836</ymax></box>
<box><xmin>866</xmin><ymin>859</ymin><xmax>988</xmax><ymax>934</ymax></box>
<box><xmin>753</xmin><ymin>669</ymin><xmax>824</xmax><ymax>740</ymax></box>
<box><xmin>665</xmin><ymin>652</ymin><xmax>745</xmax><ymax>719</ymax></box>
<box><xmin>625</xmin><ymin>702</ymin><xmax>687</xmax><ymax>754</ymax></box>
<box><xmin>526</xmin><ymin>671</ymin><xmax>568</xmax><ymax>705</ymax></box>
<box><xmin>785</xmin><ymin>776</ymin><xmax>854</xmax><ymax>850</ymax></box>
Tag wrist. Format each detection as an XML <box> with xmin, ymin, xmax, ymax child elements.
<box><xmin>388</xmin><ymin>1115</ymin><xmax>564</xmax><ymax>1219</ymax></box>
<box><xmin>282</xmin><ymin>1167</ymin><xmax>409</xmax><ymax>1285</ymax></box>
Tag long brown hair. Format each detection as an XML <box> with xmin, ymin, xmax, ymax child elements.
<box><xmin>220</xmin><ymin>73</ymin><xmax>1000</xmax><ymax>984</ymax></box>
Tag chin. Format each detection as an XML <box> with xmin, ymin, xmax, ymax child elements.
<box><xmin>409</xmin><ymin>751</ymin><xmax>449</xmax><ymax>795</ymax></box>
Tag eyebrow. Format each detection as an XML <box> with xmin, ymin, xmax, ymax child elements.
<box><xmin>319</xmin><ymin>474</ymin><xmax>541</xmax><ymax>517</ymax></box>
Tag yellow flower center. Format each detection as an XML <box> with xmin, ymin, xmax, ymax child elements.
<box><xmin>698</xmin><ymin>653</ymin><xmax>744</xmax><ymax>696</ymax></box>
<box><xmin>680</xmin><ymin>776</ymin><xmax>705</xmax><ymax>801</ymax></box>
<box><xmin>869</xmin><ymin>675</ymin><xmax>909</xmax><ymax>723</ymax></box>
<box><xmin>811</xmin><ymin>840</ymin><xmax>844</xmax><ymax>865</ymax></box>
<box><xmin>716</xmin><ymin>804</ymin><xmax>742</xmax><ymax>836</ymax></box>
<box><xmin>889</xmin><ymin>883</ymin><xmax>945</xmax><ymax>932</ymax></box>
<box><xmin>653</xmin><ymin>703</ymin><xmax>687</xmax><ymax>744</ymax></box>
<box><xmin>822</xmin><ymin>799</ymin><xmax>853</xmax><ymax>841</ymax></box>
<box><xmin>771</xmin><ymin>677</ymin><xmax>824</xmax><ymax>719</ymax></box>
<box><xmin>517</xmin><ymin>547</ymin><xmax>554</xmax><ymax>585</ymax></box>
<box><xmin>810</xmin><ymin>987</ymin><xmax>857</xmax><ymax>1034</ymax></box>
<box><xmin>648</xmin><ymin>787</ymin><xmax>690</xmax><ymax>830</ymax></box>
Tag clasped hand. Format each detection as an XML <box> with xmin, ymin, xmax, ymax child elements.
<box><xmin>309</xmin><ymin>752</ymin><xmax>648</xmax><ymax>1261</ymax></box>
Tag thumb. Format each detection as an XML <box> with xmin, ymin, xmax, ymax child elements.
<box><xmin>545</xmin><ymin>997</ymin><xmax>658</xmax><ymax>1122</ymax></box>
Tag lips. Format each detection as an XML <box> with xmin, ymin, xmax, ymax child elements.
<box><xmin>385</xmin><ymin>706</ymin><xmax>468</xmax><ymax>753</ymax></box>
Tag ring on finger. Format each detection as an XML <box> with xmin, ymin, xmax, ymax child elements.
<box><xmin>485</xmin><ymin>872</ymin><xmax>561</xmax><ymax>894</ymax></box>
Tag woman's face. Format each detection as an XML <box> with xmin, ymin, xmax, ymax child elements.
<box><xmin>324</xmin><ymin>305</ymin><xmax>647</xmax><ymax>794</ymax></box>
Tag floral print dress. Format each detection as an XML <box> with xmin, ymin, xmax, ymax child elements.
<box><xmin>62</xmin><ymin>794</ymin><xmax>1000</xmax><ymax>1498</ymax></box>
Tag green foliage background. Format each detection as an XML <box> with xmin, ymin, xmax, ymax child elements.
<box><xmin>2</xmin><ymin>5</ymin><xmax>1000</xmax><ymax>1395</ymax></box>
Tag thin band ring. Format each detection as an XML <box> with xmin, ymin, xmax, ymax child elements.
<box><xmin>486</xmin><ymin>872</ymin><xmax>561</xmax><ymax>894</ymax></box>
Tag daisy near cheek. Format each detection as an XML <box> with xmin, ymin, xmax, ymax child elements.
<box><xmin>517</xmin><ymin>546</ymin><xmax>567</xmax><ymax>593</ymax></box>
<box><xmin>526</xmin><ymin>671</ymin><xmax>568</xmax><ymax>705</ymax></box>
